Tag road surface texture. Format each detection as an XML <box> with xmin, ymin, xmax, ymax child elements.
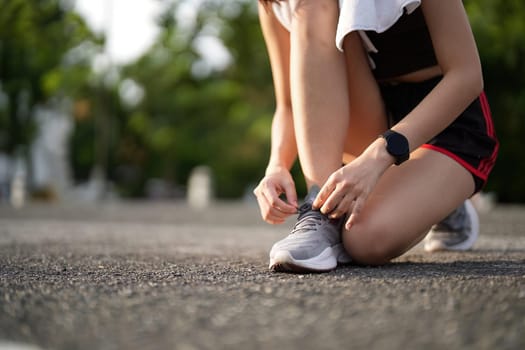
<box><xmin>0</xmin><ymin>201</ymin><xmax>524</xmax><ymax>350</ymax></box>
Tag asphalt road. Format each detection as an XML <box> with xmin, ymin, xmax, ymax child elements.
<box><xmin>0</xmin><ymin>201</ymin><xmax>524</xmax><ymax>350</ymax></box>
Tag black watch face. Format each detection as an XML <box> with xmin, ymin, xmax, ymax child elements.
<box><xmin>388</xmin><ymin>134</ymin><xmax>408</xmax><ymax>156</ymax></box>
<box><xmin>384</xmin><ymin>131</ymin><xmax>409</xmax><ymax>165</ymax></box>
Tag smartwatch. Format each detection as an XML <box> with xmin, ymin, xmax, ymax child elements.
<box><xmin>381</xmin><ymin>130</ymin><xmax>410</xmax><ymax>166</ymax></box>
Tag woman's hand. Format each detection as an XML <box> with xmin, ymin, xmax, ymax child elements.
<box><xmin>253</xmin><ymin>166</ymin><xmax>298</xmax><ymax>224</ymax></box>
<box><xmin>313</xmin><ymin>138</ymin><xmax>395</xmax><ymax>230</ymax></box>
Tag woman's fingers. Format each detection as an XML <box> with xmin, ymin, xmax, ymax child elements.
<box><xmin>256</xmin><ymin>193</ymin><xmax>289</xmax><ymax>223</ymax></box>
<box><xmin>345</xmin><ymin>196</ymin><xmax>365</xmax><ymax>230</ymax></box>
<box><xmin>262</xmin><ymin>181</ymin><xmax>297</xmax><ymax>214</ymax></box>
<box><xmin>321</xmin><ymin>186</ymin><xmax>346</xmax><ymax>216</ymax></box>
<box><xmin>328</xmin><ymin>193</ymin><xmax>354</xmax><ymax>219</ymax></box>
<box><xmin>314</xmin><ymin>173</ymin><xmax>352</xmax><ymax>215</ymax></box>
<box><xmin>312</xmin><ymin>181</ymin><xmax>335</xmax><ymax>210</ymax></box>
<box><xmin>283</xmin><ymin>181</ymin><xmax>298</xmax><ymax>209</ymax></box>
<box><xmin>313</xmin><ymin>170</ymin><xmax>371</xmax><ymax>224</ymax></box>
<box><xmin>253</xmin><ymin>175</ymin><xmax>298</xmax><ymax>224</ymax></box>
<box><xmin>263</xmin><ymin>191</ymin><xmax>295</xmax><ymax>217</ymax></box>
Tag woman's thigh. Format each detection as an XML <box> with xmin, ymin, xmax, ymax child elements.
<box><xmin>342</xmin><ymin>32</ymin><xmax>388</xmax><ymax>158</ymax></box>
<box><xmin>343</xmin><ymin>148</ymin><xmax>476</xmax><ymax>265</ymax></box>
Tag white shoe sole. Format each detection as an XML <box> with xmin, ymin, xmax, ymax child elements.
<box><xmin>424</xmin><ymin>200</ymin><xmax>480</xmax><ymax>252</ymax></box>
<box><xmin>269</xmin><ymin>247</ymin><xmax>338</xmax><ymax>273</ymax></box>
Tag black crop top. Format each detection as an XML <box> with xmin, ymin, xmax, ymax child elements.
<box><xmin>365</xmin><ymin>7</ymin><xmax>438</xmax><ymax>80</ymax></box>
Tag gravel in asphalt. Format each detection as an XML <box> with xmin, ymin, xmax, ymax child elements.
<box><xmin>0</xmin><ymin>201</ymin><xmax>524</xmax><ymax>350</ymax></box>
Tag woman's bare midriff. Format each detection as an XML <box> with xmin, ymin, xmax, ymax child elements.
<box><xmin>381</xmin><ymin>65</ymin><xmax>442</xmax><ymax>83</ymax></box>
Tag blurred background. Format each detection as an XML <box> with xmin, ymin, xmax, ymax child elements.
<box><xmin>0</xmin><ymin>0</ymin><xmax>524</xmax><ymax>209</ymax></box>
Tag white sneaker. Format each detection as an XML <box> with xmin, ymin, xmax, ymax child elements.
<box><xmin>424</xmin><ymin>200</ymin><xmax>479</xmax><ymax>252</ymax></box>
<box><xmin>269</xmin><ymin>186</ymin><xmax>351</xmax><ymax>273</ymax></box>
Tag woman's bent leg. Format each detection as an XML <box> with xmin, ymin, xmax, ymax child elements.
<box><xmin>289</xmin><ymin>0</ymin><xmax>350</xmax><ymax>187</ymax></box>
<box><xmin>343</xmin><ymin>148</ymin><xmax>476</xmax><ymax>265</ymax></box>
<box><xmin>343</xmin><ymin>32</ymin><xmax>388</xmax><ymax>158</ymax></box>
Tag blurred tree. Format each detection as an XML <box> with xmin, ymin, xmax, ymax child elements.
<box><xmin>118</xmin><ymin>0</ymin><xmax>279</xmax><ymax>197</ymax></box>
<box><xmin>465</xmin><ymin>0</ymin><xmax>525</xmax><ymax>202</ymax></box>
<box><xmin>115</xmin><ymin>0</ymin><xmax>525</xmax><ymax>200</ymax></box>
<box><xmin>3</xmin><ymin>0</ymin><xmax>523</xmax><ymax>202</ymax></box>
<box><xmin>0</xmin><ymin>0</ymin><xmax>102</xmax><ymax>184</ymax></box>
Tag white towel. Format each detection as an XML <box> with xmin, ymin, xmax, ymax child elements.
<box><xmin>336</xmin><ymin>0</ymin><xmax>421</xmax><ymax>51</ymax></box>
<box><xmin>271</xmin><ymin>0</ymin><xmax>421</xmax><ymax>52</ymax></box>
<box><xmin>271</xmin><ymin>1</ymin><xmax>293</xmax><ymax>32</ymax></box>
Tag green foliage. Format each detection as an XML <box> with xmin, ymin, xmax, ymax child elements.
<box><xmin>2</xmin><ymin>0</ymin><xmax>524</xmax><ymax>201</ymax></box>
<box><xmin>112</xmin><ymin>0</ymin><xmax>522</xmax><ymax>200</ymax></box>
<box><xmin>115</xmin><ymin>0</ymin><xmax>276</xmax><ymax>197</ymax></box>
<box><xmin>0</xmin><ymin>0</ymin><xmax>102</xmax><ymax>154</ymax></box>
<box><xmin>465</xmin><ymin>0</ymin><xmax>525</xmax><ymax>201</ymax></box>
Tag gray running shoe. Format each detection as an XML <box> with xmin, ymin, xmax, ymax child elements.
<box><xmin>269</xmin><ymin>186</ymin><xmax>351</xmax><ymax>273</ymax></box>
<box><xmin>424</xmin><ymin>200</ymin><xmax>479</xmax><ymax>252</ymax></box>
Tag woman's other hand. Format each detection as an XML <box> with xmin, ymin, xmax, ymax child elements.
<box><xmin>253</xmin><ymin>166</ymin><xmax>298</xmax><ymax>224</ymax></box>
<box><xmin>313</xmin><ymin>138</ymin><xmax>395</xmax><ymax>230</ymax></box>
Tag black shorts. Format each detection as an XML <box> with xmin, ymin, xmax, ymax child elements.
<box><xmin>379</xmin><ymin>76</ymin><xmax>499</xmax><ymax>193</ymax></box>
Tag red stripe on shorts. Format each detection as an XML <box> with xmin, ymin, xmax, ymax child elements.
<box><xmin>478</xmin><ymin>91</ymin><xmax>499</xmax><ymax>176</ymax></box>
<box><xmin>420</xmin><ymin>144</ymin><xmax>489</xmax><ymax>181</ymax></box>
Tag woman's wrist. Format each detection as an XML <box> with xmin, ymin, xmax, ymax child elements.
<box><xmin>364</xmin><ymin>137</ymin><xmax>396</xmax><ymax>171</ymax></box>
<box><xmin>265</xmin><ymin>162</ymin><xmax>290</xmax><ymax>175</ymax></box>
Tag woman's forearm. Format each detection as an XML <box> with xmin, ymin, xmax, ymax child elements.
<box><xmin>258</xmin><ymin>2</ymin><xmax>296</xmax><ymax>174</ymax></box>
<box><xmin>392</xmin><ymin>68</ymin><xmax>483</xmax><ymax>152</ymax></box>
<box><xmin>392</xmin><ymin>0</ymin><xmax>484</xmax><ymax>152</ymax></box>
<box><xmin>266</xmin><ymin>106</ymin><xmax>298</xmax><ymax>173</ymax></box>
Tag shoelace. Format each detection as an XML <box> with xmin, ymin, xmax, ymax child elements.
<box><xmin>291</xmin><ymin>203</ymin><xmax>325</xmax><ymax>234</ymax></box>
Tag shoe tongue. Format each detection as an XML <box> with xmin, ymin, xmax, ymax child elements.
<box><xmin>297</xmin><ymin>185</ymin><xmax>321</xmax><ymax>219</ymax></box>
<box><xmin>303</xmin><ymin>185</ymin><xmax>321</xmax><ymax>206</ymax></box>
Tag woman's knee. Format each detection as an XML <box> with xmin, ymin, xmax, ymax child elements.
<box><xmin>342</xmin><ymin>221</ymin><xmax>395</xmax><ymax>266</ymax></box>
<box><xmin>290</xmin><ymin>0</ymin><xmax>339</xmax><ymax>37</ymax></box>
<box><xmin>291</xmin><ymin>0</ymin><xmax>338</xmax><ymax>16</ymax></box>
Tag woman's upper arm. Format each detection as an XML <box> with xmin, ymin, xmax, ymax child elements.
<box><xmin>258</xmin><ymin>3</ymin><xmax>292</xmax><ymax>109</ymax></box>
<box><xmin>421</xmin><ymin>0</ymin><xmax>483</xmax><ymax>90</ymax></box>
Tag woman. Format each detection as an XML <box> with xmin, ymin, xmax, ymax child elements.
<box><xmin>253</xmin><ymin>0</ymin><xmax>498</xmax><ymax>272</ymax></box>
